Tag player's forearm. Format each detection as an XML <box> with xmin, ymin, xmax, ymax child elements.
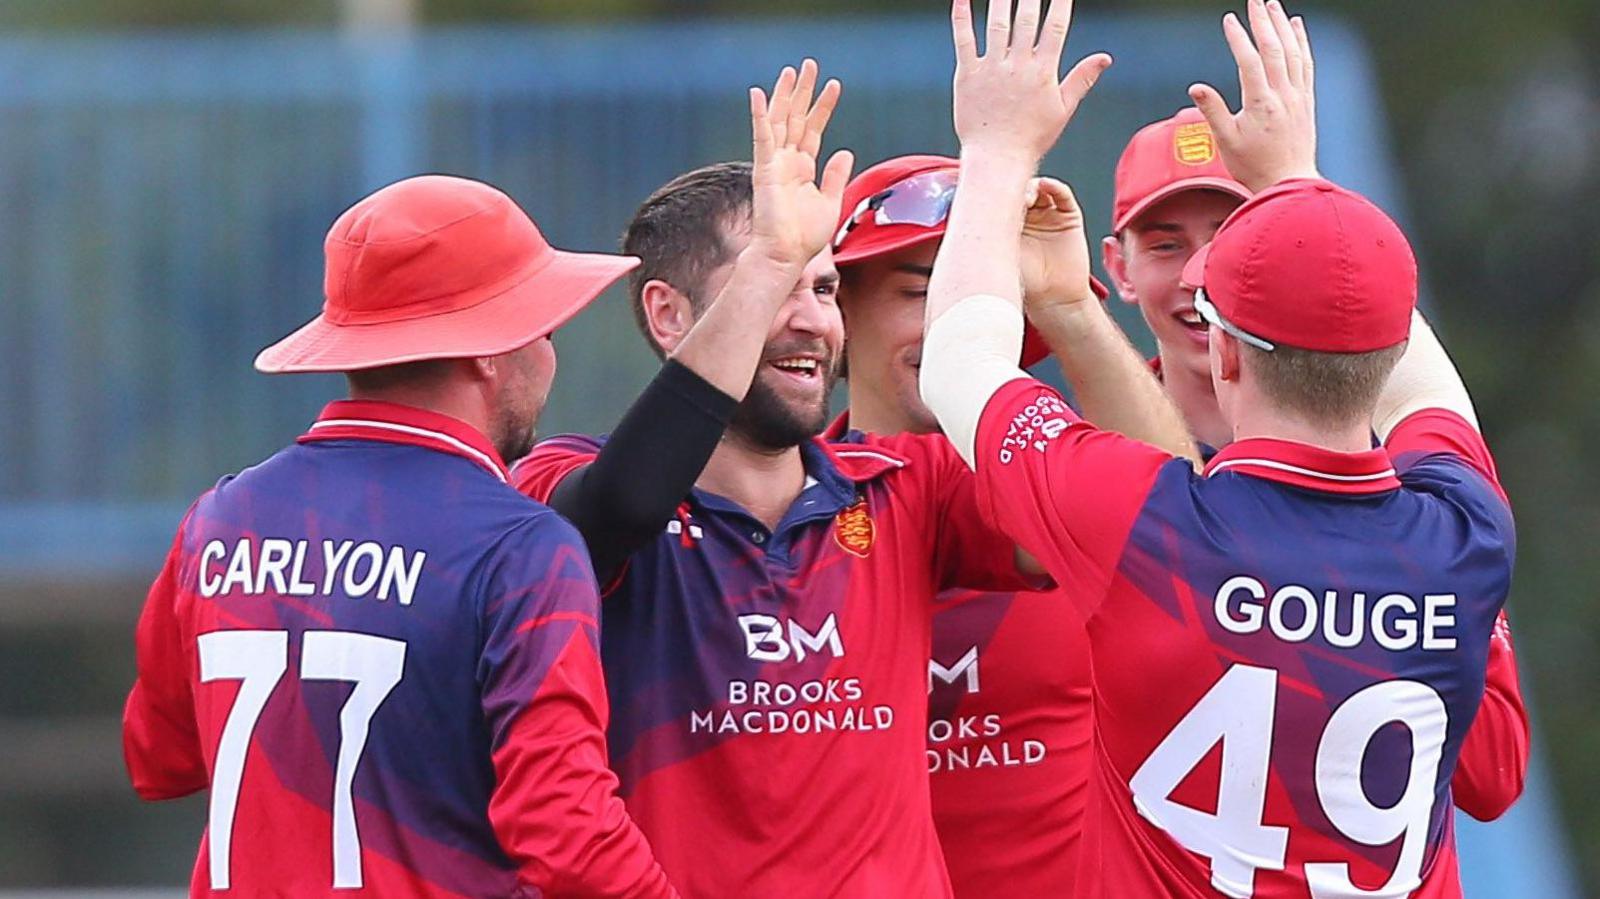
<box><xmin>549</xmin><ymin>360</ymin><xmax>736</xmax><ymax>580</ymax></box>
<box><xmin>1374</xmin><ymin>311</ymin><xmax>1480</xmax><ymax>441</ymax></box>
<box><xmin>926</xmin><ymin>150</ymin><xmax>1034</xmax><ymax>325</ymax></box>
<box><xmin>1031</xmin><ymin>301</ymin><xmax>1200</xmax><ymax>465</ymax></box>
<box><xmin>920</xmin><ymin>152</ymin><xmax>1038</xmax><ymax>467</ymax></box>
<box><xmin>668</xmin><ymin>245</ymin><xmax>803</xmax><ymax>400</ymax></box>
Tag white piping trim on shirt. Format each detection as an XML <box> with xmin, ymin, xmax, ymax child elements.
<box><xmin>310</xmin><ymin>418</ymin><xmax>507</xmax><ymax>482</ymax></box>
<box><xmin>1208</xmin><ymin>457</ymin><xmax>1396</xmax><ymax>483</ymax></box>
<box><xmin>832</xmin><ymin>449</ymin><xmax>907</xmax><ymax>468</ymax></box>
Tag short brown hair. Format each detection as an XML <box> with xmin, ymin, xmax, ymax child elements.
<box><xmin>1243</xmin><ymin>342</ymin><xmax>1407</xmax><ymax>425</ymax></box>
<box><xmin>621</xmin><ymin>162</ymin><xmax>753</xmax><ymax>355</ymax></box>
<box><xmin>345</xmin><ymin>358</ymin><xmax>457</xmax><ymax>394</ymax></box>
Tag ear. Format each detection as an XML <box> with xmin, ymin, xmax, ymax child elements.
<box><xmin>469</xmin><ymin>356</ymin><xmax>497</xmax><ymax>382</ymax></box>
<box><xmin>640</xmin><ymin>278</ymin><xmax>697</xmax><ymax>356</ymax></box>
<box><xmin>1215</xmin><ymin>329</ymin><xmax>1242</xmax><ymax>383</ymax></box>
<box><xmin>1101</xmin><ymin>235</ymin><xmax>1136</xmax><ymax>306</ymax></box>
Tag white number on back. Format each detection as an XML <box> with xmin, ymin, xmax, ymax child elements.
<box><xmin>198</xmin><ymin>629</ymin><xmax>407</xmax><ymax>891</ymax></box>
<box><xmin>1130</xmin><ymin>663</ymin><xmax>1448</xmax><ymax>899</ymax></box>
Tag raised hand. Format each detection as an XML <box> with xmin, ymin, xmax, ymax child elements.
<box><xmin>1188</xmin><ymin>0</ymin><xmax>1318</xmax><ymax>192</ymax></box>
<box><xmin>1019</xmin><ymin>177</ymin><xmax>1095</xmax><ymax>309</ymax></box>
<box><xmin>748</xmin><ymin>60</ymin><xmax>855</xmax><ymax>269</ymax></box>
<box><xmin>950</xmin><ymin>0</ymin><xmax>1112</xmax><ymax>164</ymax></box>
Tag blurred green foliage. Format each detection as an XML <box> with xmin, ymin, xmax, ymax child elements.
<box><xmin>3</xmin><ymin>0</ymin><xmax>1597</xmax><ymax>885</ymax></box>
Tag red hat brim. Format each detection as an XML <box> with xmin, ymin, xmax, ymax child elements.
<box><xmin>255</xmin><ymin>248</ymin><xmax>639</xmax><ymax>373</ymax></box>
<box><xmin>1114</xmin><ymin>177</ymin><xmax>1250</xmax><ymax>233</ymax></box>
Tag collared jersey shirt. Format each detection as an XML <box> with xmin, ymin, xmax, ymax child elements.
<box><xmin>122</xmin><ymin>400</ymin><xmax>674</xmax><ymax>899</ymax></box>
<box><xmin>512</xmin><ymin>432</ymin><xmax>1027</xmax><ymax>899</ymax></box>
<box><xmin>1149</xmin><ymin>354</ymin><xmax>1529</xmax><ymax>821</ymax></box>
<box><xmin>972</xmin><ymin>379</ymin><xmax>1515</xmax><ymax>899</ymax></box>
<box><xmin>824</xmin><ymin>417</ymin><xmax>1092</xmax><ymax>898</ymax></box>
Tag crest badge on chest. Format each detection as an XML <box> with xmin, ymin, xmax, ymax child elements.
<box><xmin>833</xmin><ymin>497</ymin><xmax>875</xmax><ymax>558</ymax></box>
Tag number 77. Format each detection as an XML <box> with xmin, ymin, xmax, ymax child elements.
<box><xmin>198</xmin><ymin>629</ymin><xmax>407</xmax><ymax>890</ymax></box>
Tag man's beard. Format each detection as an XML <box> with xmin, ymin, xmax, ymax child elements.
<box><xmin>729</xmin><ymin>362</ymin><xmax>838</xmax><ymax>451</ymax></box>
<box><xmin>495</xmin><ymin>423</ymin><xmax>536</xmax><ymax>466</ymax></box>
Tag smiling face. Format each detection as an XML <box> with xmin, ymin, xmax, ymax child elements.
<box><xmin>1104</xmin><ymin>189</ymin><xmax>1244</xmax><ymax>381</ymax></box>
<box><xmin>836</xmin><ymin>240</ymin><xmax>942</xmax><ymax>435</ymax></box>
<box><xmin>694</xmin><ymin>222</ymin><xmax>846</xmax><ymax>450</ymax></box>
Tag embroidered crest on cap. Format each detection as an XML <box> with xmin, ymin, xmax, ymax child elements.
<box><xmin>834</xmin><ymin>500</ymin><xmax>875</xmax><ymax>558</ymax></box>
<box><xmin>1174</xmin><ymin>122</ymin><xmax>1217</xmax><ymax>165</ymax></box>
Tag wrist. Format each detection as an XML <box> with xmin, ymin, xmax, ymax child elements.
<box><xmin>957</xmin><ymin>143</ymin><xmax>1040</xmax><ymax>178</ymax></box>
<box><xmin>733</xmin><ymin>242</ymin><xmax>807</xmax><ymax>288</ymax></box>
<box><xmin>1250</xmin><ymin>166</ymin><xmax>1322</xmax><ymax>193</ymax></box>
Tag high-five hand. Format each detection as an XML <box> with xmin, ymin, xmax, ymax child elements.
<box><xmin>950</xmin><ymin>0</ymin><xmax>1112</xmax><ymax>164</ymax></box>
<box><xmin>1020</xmin><ymin>177</ymin><xmax>1095</xmax><ymax>310</ymax></box>
<box><xmin>1189</xmin><ymin>0</ymin><xmax>1318</xmax><ymax>192</ymax></box>
<box><xmin>748</xmin><ymin>60</ymin><xmax>855</xmax><ymax>268</ymax></box>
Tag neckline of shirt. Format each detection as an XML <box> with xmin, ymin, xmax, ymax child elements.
<box><xmin>1204</xmin><ymin>436</ymin><xmax>1400</xmax><ymax>495</ymax></box>
<box><xmin>298</xmin><ymin>399</ymin><xmax>509</xmax><ymax>482</ymax></box>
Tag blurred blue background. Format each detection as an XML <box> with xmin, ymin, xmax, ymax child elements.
<box><xmin>0</xmin><ymin>4</ymin><xmax>1593</xmax><ymax>895</ymax></box>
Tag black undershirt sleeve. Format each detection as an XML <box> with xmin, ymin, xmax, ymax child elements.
<box><xmin>547</xmin><ymin>359</ymin><xmax>739</xmax><ymax>583</ymax></box>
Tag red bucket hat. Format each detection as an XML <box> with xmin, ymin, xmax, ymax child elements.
<box><xmin>1112</xmin><ymin>108</ymin><xmax>1250</xmax><ymax>233</ymax></box>
<box><xmin>834</xmin><ymin>155</ymin><xmax>1106</xmax><ymax>367</ymax></box>
<box><xmin>1181</xmin><ymin>179</ymin><xmax>1417</xmax><ymax>353</ymax></box>
<box><xmin>255</xmin><ymin>175</ymin><xmax>639</xmax><ymax>374</ymax></box>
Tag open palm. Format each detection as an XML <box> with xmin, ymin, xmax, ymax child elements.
<box><xmin>749</xmin><ymin>60</ymin><xmax>854</xmax><ymax>267</ymax></box>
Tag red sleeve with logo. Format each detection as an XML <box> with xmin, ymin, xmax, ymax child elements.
<box><xmin>480</xmin><ymin>520</ymin><xmax>677</xmax><ymax>898</ymax></box>
<box><xmin>970</xmin><ymin>378</ymin><xmax>1178</xmax><ymax>617</ymax></box>
<box><xmin>1386</xmin><ymin>408</ymin><xmax>1529</xmax><ymax>819</ymax></box>
<box><xmin>123</xmin><ymin>505</ymin><xmax>207</xmax><ymax>800</ymax></box>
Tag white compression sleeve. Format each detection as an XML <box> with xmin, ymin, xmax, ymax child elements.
<box><xmin>920</xmin><ymin>294</ymin><xmax>1032</xmax><ymax>469</ymax></box>
<box><xmin>1373</xmin><ymin>311</ymin><xmax>1481</xmax><ymax>441</ymax></box>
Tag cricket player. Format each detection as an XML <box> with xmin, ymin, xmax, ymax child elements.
<box><xmin>830</xmin><ymin>156</ymin><xmax>1116</xmax><ymax>896</ymax></box>
<box><xmin>511</xmin><ymin>62</ymin><xmax>1194</xmax><ymax>896</ymax></box>
<box><xmin>1105</xmin><ymin>108</ymin><xmax>1528</xmax><ymax>819</ymax></box>
<box><xmin>122</xmin><ymin>176</ymin><xmax>675</xmax><ymax>897</ymax></box>
<box><xmin>921</xmin><ymin>1</ymin><xmax>1514</xmax><ymax>896</ymax></box>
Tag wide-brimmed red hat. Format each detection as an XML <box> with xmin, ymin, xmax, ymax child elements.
<box><xmin>255</xmin><ymin>175</ymin><xmax>638</xmax><ymax>374</ymax></box>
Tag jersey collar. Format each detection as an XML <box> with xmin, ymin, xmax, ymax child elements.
<box><xmin>1204</xmin><ymin>437</ymin><xmax>1400</xmax><ymax>495</ymax></box>
<box><xmin>817</xmin><ymin>413</ymin><xmax>913</xmax><ymax>483</ymax></box>
<box><xmin>298</xmin><ymin>399</ymin><xmax>509</xmax><ymax>482</ymax></box>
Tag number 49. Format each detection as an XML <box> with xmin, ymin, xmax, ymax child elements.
<box><xmin>198</xmin><ymin>629</ymin><xmax>407</xmax><ymax>890</ymax></box>
<box><xmin>1129</xmin><ymin>664</ymin><xmax>1447</xmax><ymax>899</ymax></box>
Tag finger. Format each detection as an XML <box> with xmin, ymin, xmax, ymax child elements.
<box><xmin>986</xmin><ymin>0</ymin><xmax>1012</xmax><ymax>57</ymax></box>
<box><xmin>800</xmin><ymin>78</ymin><xmax>843</xmax><ymax>160</ymax></box>
<box><xmin>750</xmin><ymin>88</ymin><xmax>775</xmax><ymax>165</ymax></box>
<box><xmin>1247</xmin><ymin>0</ymin><xmax>1291</xmax><ymax>91</ymax></box>
<box><xmin>951</xmin><ymin>0</ymin><xmax>979</xmax><ymax>64</ymax></box>
<box><xmin>1292</xmin><ymin>16</ymin><xmax>1315</xmax><ymax>98</ymax></box>
<box><xmin>1013</xmin><ymin>0</ymin><xmax>1043</xmax><ymax>54</ymax></box>
<box><xmin>1222</xmin><ymin>12</ymin><xmax>1269</xmax><ymax>106</ymax></box>
<box><xmin>1188</xmin><ymin>83</ymin><xmax>1238</xmax><ymax>141</ymax></box>
<box><xmin>768</xmin><ymin>66</ymin><xmax>796</xmax><ymax>147</ymax></box>
<box><xmin>1024</xmin><ymin>178</ymin><xmax>1042</xmax><ymax>208</ymax></box>
<box><xmin>819</xmin><ymin>148</ymin><xmax>856</xmax><ymax>207</ymax></box>
<box><xmin>1266</xmin><ymin>0</ymin><xmax>1302</xmax><ymax>90</ymax></box>
<box><xmin>1037</xmin><ymin>0</ymin><xmax>1075</xmax><ymax>62</ymax></box>
<box><xmin>1057</xmin><ymin>52</ymin><xmax>1112</xmax><ymax>122</ymax></box>
<box><xmin>787</xmin><ymin>59</ymin><xmax>818</xmax><ymax>150</ymax></box>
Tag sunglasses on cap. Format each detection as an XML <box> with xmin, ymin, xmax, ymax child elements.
<box><xmin>832</xmin><ymin>170</ymin><xmax>959</xmax><ymax>250</ymax></box>
<box><xmin>1193</xmin><ymin>287</ymin><xmax>1276</xmax><ymax>352</ymax></box>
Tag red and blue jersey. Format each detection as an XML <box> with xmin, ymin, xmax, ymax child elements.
<box><xmin>1149</xmin><ymin>356</ymin><xmax>1530</xmax><ymax>822</ymax></box>
<box><xmin>972</xmin><ymin>379</ymin><xmax>1516</xmax><ymax>899</ymax></box>
<box><xmin>512</xmin><ymin>431</ymin><xmax>1027</xmax><ymax>898</ymax></box>
<box><xmin>123</xmin><ymin>401</ymin><xmax>675</xmax><ymax>899</ymax></box>
<box><xmin>824</xmin><ymin>418</ymin><xmax>1092</xmax><ymax>898</ymax></box>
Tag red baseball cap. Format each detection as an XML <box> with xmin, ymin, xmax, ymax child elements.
<box><xmin>835</xmin><ymin>154</ymin><xmax>1106</xmax><ymax>366</ymax></box>
<box><xmin>1112</xmin><ymin>108</ymin><xmax>1250</xmax><ymax>232</ymax></box>
<box><xmin>1180</xmin><ymin>179</ymin><xmax>1417</xmax><ymax>353</ymax></box>
<box><xmin>832</xmin><ymin>154</ymin><xmax>958</xmax><ymax>266</ymax></box>
<box><xmin>255</xmin><ymin>175</ymin><xmax>638</xmax><ymax>374</ymax></box>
